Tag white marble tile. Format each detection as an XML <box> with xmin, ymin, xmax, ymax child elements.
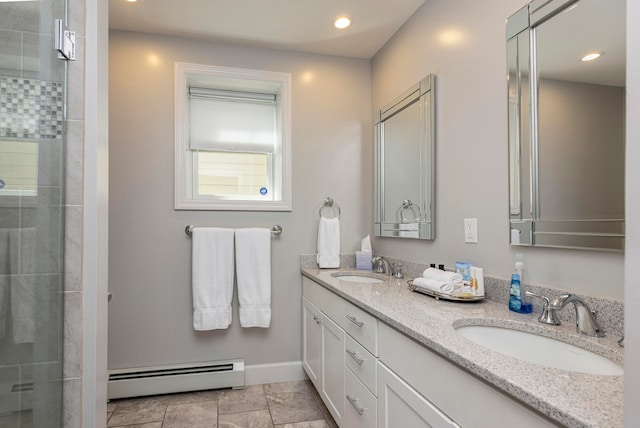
<box><xmin>219</xmin><ymin>409</ymin><xmax>272</xmax><ymax>428</ymax></box>
<box><xmin>218</xmin><ymin>385</ymin><xmax>268</xmax><ymax>415</ymax></box>
<box><xmin>164</xmin><ymin>401</ymin><xmax>218</xmax><ymax>428</ymax></box>
<box><xmin>63</xmin><ymin>290</ymin><xmax>82</xmax><ymax>378</ymax></box>
<box><xmin>64</xmin><ymin>119</ymin><xmax>84</xmax><ymax>206</ymax></box>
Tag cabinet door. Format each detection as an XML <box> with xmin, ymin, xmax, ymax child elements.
<box><xmin>377</xmin><ymin>362</ymin><xmax>460</xmax><ymax>428</ymax></box>
<box><xmin>302</xmin><ymin>298</ymin><xmax>322</xmax><ymax>389</ymax></box>
<box><xmin>321</xmin><ymin>312</ymin><xmax>345</xmax><ymax>427</ymax></box>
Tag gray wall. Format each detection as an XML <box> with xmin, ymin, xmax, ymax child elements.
<box><xmin>370</xmin><ymin>0</ymin><xmax>624</xmax><ymax>299</ymax></box>
<box><xmin>108</xmin><ymin>30</ymin><xmax>372</xmax><ymax>369</ymax></box>
<box><xmin>538</xmin><ymin>79</ymin><xmax>624</xmax><ymax>221</ymax></box>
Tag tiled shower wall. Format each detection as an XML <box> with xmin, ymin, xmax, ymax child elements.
<box><xmin>62</xmin><ymin>0</ymin><xmax>86</xmax><ymax>426</ymax></box>
<box><xmin>0</xmin><ymin>0</ymin><xmax>86</xmax><ymax>426</ymax></box>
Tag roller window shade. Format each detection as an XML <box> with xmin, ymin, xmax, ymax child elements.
<box><xmin>189</xmin><ymin>94</ymin><xmax>277</xmax><ymax>153</ymax></box>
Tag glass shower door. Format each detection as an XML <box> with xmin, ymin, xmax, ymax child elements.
<box><xmin>0</xmin><ymin>0</ymin><xmax>67</xmax><ymax>426</ymax></box>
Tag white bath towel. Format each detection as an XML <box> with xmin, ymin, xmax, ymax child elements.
<box><xmin>412</xmin><ymin>277</ymin><xmax>455</xmax><ymax>295</ymax></box>
<box><xmin>317</xmin><ymin>217</ymin><xmax>340</xmax><ymax>268</ymax></box>
<box><xmin>192</xmin><ymin>227</ymin><xmax>235</xmax><ymax>330</ymax></box>
<box><xmin>235</xmin><ymin>228</ymin><xmax>271</xmax><ymax>328</ymax></box>
<box><xmin>422</xmin><ymin>267</ymin><xmax>463</xmax><ymax>284</ymax></box>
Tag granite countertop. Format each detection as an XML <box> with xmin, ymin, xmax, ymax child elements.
<box><xmin>301</xmin><ymin>267</ymin><xmax>624</xmax><ymax>428</ymax></box>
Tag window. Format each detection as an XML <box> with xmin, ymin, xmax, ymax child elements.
<box><xmin>174</xmin><ymin>62</ymin><xmax>292</xmax><ymax>211</ymax></box>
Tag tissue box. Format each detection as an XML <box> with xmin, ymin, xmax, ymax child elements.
<box><xmin>356</xmin><ymin>251</ymin><xmax>372</xmax><ymax>270</ymax></box>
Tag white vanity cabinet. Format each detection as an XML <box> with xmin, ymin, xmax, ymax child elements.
<box><xmin>378</xmin><ymin>323</ymin><xmax>558</xmax><ymax>428</ymax></box>
<box><xmin>303</xmin><ymin>277</ymin><xmax>379</xmax><ymax>428</ymax></box>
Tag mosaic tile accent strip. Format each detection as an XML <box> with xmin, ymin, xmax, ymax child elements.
<box><xmin>0</xmin><ymin>77</ymin><xmax>64</xmax><ymax>140</ymax></box>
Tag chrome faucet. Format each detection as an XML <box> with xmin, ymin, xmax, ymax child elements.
<box><xmin>372</xmin><ymin>256</ymin><xmax>391</xmax><ymax>275</ymax></box>
<box><xmin>525</xmin><ymin>291</ymin><xmax>560</xmax><ymax>326</ymax></box>
<box><xmin>550</xmin><ymin>294</ymin><xmax>605</xmax><ymax>338</ymax></box>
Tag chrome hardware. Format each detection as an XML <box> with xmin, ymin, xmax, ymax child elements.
<box><xmin>319</xmin><ymin>197</ymin><xmax>341</xmax><ymax>218</ymax></box>
<box><xmin>346</xmin><ymin>349</ymin><xmax>364</xmax><ymax>365</ymax></box>
<box><xmin>400</xmin><ymin>199</ymin><xmax>421</xmax><ymax>222</ymax></box>
<box><xmin>185</xmin><ymin>224</ymin><xmax>282</xmax><ymax>237</ymax></box>
<box><xmin>346</xmin><ymin>395</ymin><xmax>365</xmax><ymax>415</ymax></box>
<box><xmin>372</xmin><ymin>256</ymin><xmax>391</xmax><ymax>275</ymax></box>
<box><xmin>107</xmin><ymin>291</ymin><xmax>113</xmax><ymax>302</ymax></box>
<box><xmin>525</xmin><ymin>291</ymin><xmax>560</xmax><ymax>325</ymax></box>
<box><xmin>54</xmin><ymin>19</ymin><xmax>76</xmax><ymax>61</ymax></box>
<box><xmin>392</xmin><ymin>262</ymin><xmax>404</xmax><ymax>279</ymax></box>
<box><xmin>550</xmin><ymin>294</ymin><xmax>605</xmax><ymax>337</ymax></box>
<box><xmin>312</xmin><ymin>315</ymin><xmax>321</xmax><ymax>325</ymax></box>
<box><xmin>618</xmin><ymin>335</ymin><xmax>624</xmax><ymax>347</ymax></box>
<box><xmin>345</xmin><ymin>314</ymin><xmax>364</xmax><ymax>328</ymax></box>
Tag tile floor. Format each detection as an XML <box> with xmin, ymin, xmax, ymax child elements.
<box><xmin>106</xmin><ymin>380</ymin><xmax>338</xmax><ymax>428</ymax></box>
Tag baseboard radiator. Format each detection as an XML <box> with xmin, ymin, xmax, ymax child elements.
<box><xmin>107</xmin><ymin>359</ymin><xmax>245</xmax><ymax>399</ymax></box>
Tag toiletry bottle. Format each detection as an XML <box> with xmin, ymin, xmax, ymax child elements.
<box><xmin>509</xmin><ymin>254</ymin><xmax>532</xmax><ymax>313</ymax></box>
<box><xmin>476</xmin><ymin>267</ymin><xmax>485</xmax><ymax>297</ymax></box>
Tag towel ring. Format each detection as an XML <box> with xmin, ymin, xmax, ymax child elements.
<box><xmin>399</xmin><ymin>199</ymin><xmax>420</xmax><ymax>223</ymax></box>
<box><xmin>319</xmin><ymin>197</ymin><xmax>340</xmax><ymax>219</ymax></box>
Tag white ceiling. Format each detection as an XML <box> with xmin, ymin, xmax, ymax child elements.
<box><xmin>109</xmin><ymin>0</ymin><xmax>428</xmax><ymax>59</ymax></box>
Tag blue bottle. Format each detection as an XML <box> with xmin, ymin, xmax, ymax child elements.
<box><xmin>509</xmin><ymin>253</ymin><xmax>532</xmax><ymax>313</ymax></box>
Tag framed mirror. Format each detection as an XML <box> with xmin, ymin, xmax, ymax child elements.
<box><xmin>507</xmin><ymin>0</ymin><xmax>625</xmax><ymax>251</ymax></box>
<box><xmin>374</xmin><ymin>74</ymin><xmax>435</xmax><ymax>240</ymax></box>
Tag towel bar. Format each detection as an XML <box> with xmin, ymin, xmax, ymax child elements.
<box><xmin>185</xmin><ymin>225</ymin><xmax>282</xmax><ymax>237</ymax></box>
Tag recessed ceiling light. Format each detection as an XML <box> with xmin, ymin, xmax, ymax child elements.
<box><xmin>581</xmin><ymin>52</ymin><xmax>603</xmax><ymax>62</ymax></box>
<box><xmin>126</xmin><ymin>0</ymin><xmax>137</xmax><ymax>3</ymax></box>
<box><xmin>334</xmin><ymin>16</ymin><xmax>351</xmax><ymax>29</ymax></box>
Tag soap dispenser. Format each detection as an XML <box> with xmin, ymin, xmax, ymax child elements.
<box><xmin>508</xmin><ymin>253</ymin><xmax>532</xmax><ymax>314</ymax></box>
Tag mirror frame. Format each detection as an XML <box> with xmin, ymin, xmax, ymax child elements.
<box><xmin>507</xmin><ymin>0</ymin><xmax>625</xmax><ymax>251</ymax></box>
<box><xmin>374</xmin><ymin>74</ymin><xmax>436</xmax><ymax>240</ymax></box>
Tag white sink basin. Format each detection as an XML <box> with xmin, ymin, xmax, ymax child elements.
<box><xmin>456</xmin><ymin>325</ymin><xmax>623</xmax><ymax>376</ymax></box>
<box><xmin>331</xmin><ymin>273</ymin><xmax>386</xmax><ymax>284</ymax></box>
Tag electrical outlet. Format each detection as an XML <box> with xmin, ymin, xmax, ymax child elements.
<box><xmin>464</xmin><ymin>218</ymin><xmax>478</xmax><ymax>243</ymax></box>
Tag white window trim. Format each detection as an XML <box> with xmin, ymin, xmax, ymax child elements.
<box><xmin>174</xmin><ymin>62</ymin><xmax>292</xmax><ymax>211</ymax></box>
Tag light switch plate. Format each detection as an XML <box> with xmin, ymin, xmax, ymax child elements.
<box><xmin>464</xmin><ymin>218</ymin><xmax>478</xmax><ymax>243</ymax></box>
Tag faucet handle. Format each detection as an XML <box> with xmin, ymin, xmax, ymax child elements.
<box><xmin>525</xmin><ymin>291</ymin><xmax>561</xmax><ymax>325</ymax></box>
<box><xmin>392</xmin><ymin>263</ymin><xmax>404</xmax><ymax>279</ymax></box>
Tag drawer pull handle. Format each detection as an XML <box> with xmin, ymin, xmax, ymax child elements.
<box><xmin>312</xmin><ymin>315</ymin><xmax>321</xmax><ymax>324</ymax></box>
<box><xmin>346</xmin><ymin>349</ymin><xmax>365</xmax><ymax>365</ymax></box>
<box><xmin>346</xmin><ymin>395</ymin><xmax>365</xmax><ymax>415</ymax></box>
<box><xmin>346</xmin><ymin>314</ymin><xmax>364</xmax><ymax>327</ymax></box>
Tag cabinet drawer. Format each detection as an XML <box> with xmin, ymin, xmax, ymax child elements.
<box><xmin>342</xmin><ymin>300</ymin><xmax>378</xmax><ymax>356</ymax></box>
<box><xmin>345</xmin><ymin>367</ymin><xmax>377</xmax><ymax>428</ymax></box>
<box><xmin>302</xmin><ymin>276</ymin><xmax>344</xmax><ymax>323</ymax></box>
<box><xmin>344</xmin><ymin>334</ymin><xmax>377</xmax><ymax>396</ymax></box>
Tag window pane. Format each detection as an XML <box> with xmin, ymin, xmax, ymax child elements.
<box><xmin>196</xmin><ymin>151</ymin><xmax>271</xmax><ymax>198</ymax></box>
<box><xmin>0</xmin><ymin>139</ymin><xmax>38</xmax><ymax>195</ymax></box>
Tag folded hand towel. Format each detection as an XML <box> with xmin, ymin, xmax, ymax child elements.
<box><xmin>422</xmin><ymin>267</ymin><xmax>463</xmax><ymax>284</ymax></box>
<box><xmin>192</xmin><ymin>227</ymin><xmax>235</xmax><ymax>330</ymax></box>
<box><xmin>317</xmin><ymin>217</ymin><xmax>340</xmax><ymax>268</ymax></box>
<box><xmin>412</xmin><ymin>277</ymin><xmax>455</xmax><ymax>295</ymax></box>
<box><xmin>398</xmin><ymin>222</ymin><xmax>419</xmax><ymax>238</ymax></box>
<box><xmin>235</xmin><ymin>228</ymin><xmax>271</xmax><ymax>328</ymax></box>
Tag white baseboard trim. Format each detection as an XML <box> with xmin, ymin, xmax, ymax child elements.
<box><xmin>245</xmin><ymin>361</ymin><xmax>307</xmax><ymax>386</ymax></box>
